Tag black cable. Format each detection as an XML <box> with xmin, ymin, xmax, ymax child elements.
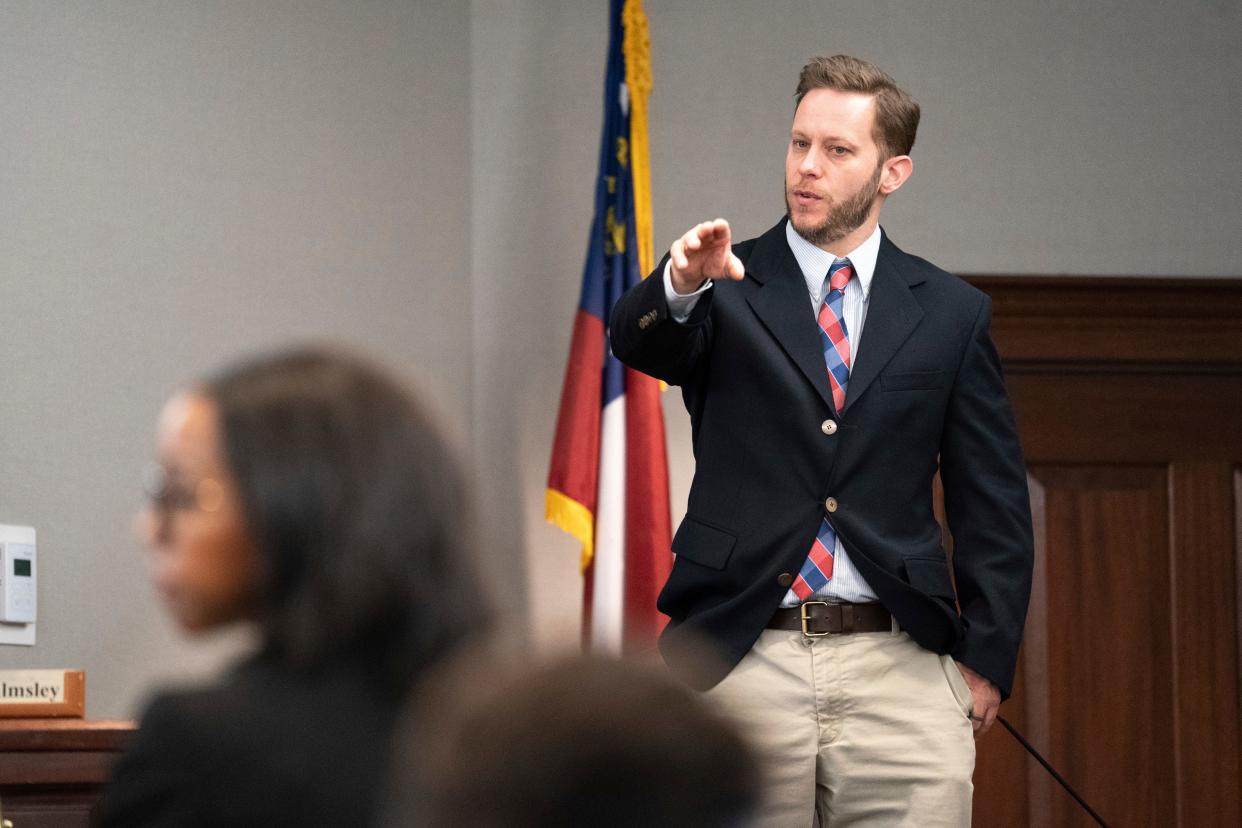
<box><xmin>995</xmin><ymin>714</ymin><xmax>1110</xmax><ymax>828</ymax></box>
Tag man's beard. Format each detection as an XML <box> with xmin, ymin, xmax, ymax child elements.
<box><xmin>785</xmin><ymin>163</ymin><xmax>882</xmax><ymax>248</ymax></box>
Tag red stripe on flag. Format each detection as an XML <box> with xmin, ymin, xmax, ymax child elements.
<box><xmin>547</xmin><ymin>310</ymin><xmax>606</xmax><ymax>512</ymax></box>
<box><xmin>621</xmin><ymin>367</ymin><xmax>672</xmax><ymax>651</ymax></box>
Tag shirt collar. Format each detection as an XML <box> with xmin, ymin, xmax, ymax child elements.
<box><xmin>784</xmin><ymin>220</ymin><xmax>881</xmax><ymax>302</ymax></box>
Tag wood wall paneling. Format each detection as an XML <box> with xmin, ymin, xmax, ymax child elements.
<box><xmin>1038</xmin><ymin>466</ymin><xmax>1174</xmax><ymax>826</ymax></box>
<box><xmin>965</xmin><ymin>276</ymin><xmax>1242</xmax><ymax>827</ymax></box>
<box><xmin>1169</xmin><ymin>464</ymin><xmax>1241</xmax><ymax>827</ymax></box>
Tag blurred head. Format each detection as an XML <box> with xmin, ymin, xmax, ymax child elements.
<box><xmin>391</xmin><ymin>655</ymin><xmax>761</xmax><ymax>828</ymax></box>
<box><xmin>141</xmin><ymin>346</ymin><xmax>485</xmax><ymax>689</ymax></box>
<box><xmin>144</xmin><ymin>391</ymin><xmax>260</xmax><ymax>632</ymax></box>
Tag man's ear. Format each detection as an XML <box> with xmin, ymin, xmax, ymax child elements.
<box><xmin>879</xmin><ymin>155</ymin><xmax>913</xmax><ymax>195</ymax></box>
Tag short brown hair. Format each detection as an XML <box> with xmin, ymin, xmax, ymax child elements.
<box><xmin>795</xmin><ymin>54</ymin><xmax>920</xmax><ymax>159</ymax></box>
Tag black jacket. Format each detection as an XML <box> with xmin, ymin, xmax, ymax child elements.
<box><xmin>611</xmin><ymin>219</ymin><xmax>1034</xmax><ymax>696</ymax></box>
<box><xmin>96</xmin><ymin>652</ymin><xmax>406</xmax><ymax>827</ymax></box>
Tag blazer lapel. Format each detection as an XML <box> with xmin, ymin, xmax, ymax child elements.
<box><xmin>744</xmin><ymin>222</ymin><xmax>838</xmax><ymax>414</ymax></box>
<box><xmin>844</xmin><ymin>234</ymin><xmax>925</xmax><ymax>412</ymax></box>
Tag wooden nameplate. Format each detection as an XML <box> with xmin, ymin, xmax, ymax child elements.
<box><xmin>0</xmin><ymin>669</ymin><xmax>85</xmax><ymax>718</ymax></box>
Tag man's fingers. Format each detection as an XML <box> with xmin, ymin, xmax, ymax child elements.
<box><xmin>696</xmin><ymin>220</ymin><xmax>740</xmax><ymax>280</ymax></box>
<box><xmin>956</xmin><ymin>661</ymin><xmax>1001</xmax><ymax>740</ymax></box>
<box><xmin>690</xmin><ymin>219</ymin><xmax>727</xmax><ymax>243</ymax></box>
<box><xmin>973</xmin><ymin>714</ymin><xmax>996</xmax><ymax>739</ymax></box>
<box><xmin>969</xmin><ymin>700</ymin><xmax>999</xmax><ymax>739</ymax></box>
<box><xmin>669</xmin><ymin>219</ymin><xmax>739</xmax><ymax>284</ymax></box>
<box><xmin>670</xmin><ymin>238</ymin><xmax>689</xmax><ymax>271</ymax></box>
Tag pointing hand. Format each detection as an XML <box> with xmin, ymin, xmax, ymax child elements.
<box><xmin>668</xmin><ymin>218</ymin><xmax>745</xmax><ymax>294</ymax></box>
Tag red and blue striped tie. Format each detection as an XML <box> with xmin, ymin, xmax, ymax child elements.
<box><xmin>791</xmin><ymin>258</ymin><xmax>853</xmax><ymax>600</ymax></box>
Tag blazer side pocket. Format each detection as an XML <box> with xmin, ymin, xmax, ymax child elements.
<box><xmin>671</xmin><ymin>516</ymin><xmax>737</xmax><ymax>571</ymax></box>
<box><xmin>881</xmin><ymin>370</ymin><xmax>945</xmax><ymax>391</ymax></box>
<box><xmin>904</xmin><ymin>556</ymin><xmax>956</xmax><ymax>601</ymax></box>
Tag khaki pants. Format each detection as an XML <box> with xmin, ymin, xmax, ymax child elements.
<box><xmin>706</xmin><ymin>628</ymin><xmax>976</xmax><ymax>827</ymax></box>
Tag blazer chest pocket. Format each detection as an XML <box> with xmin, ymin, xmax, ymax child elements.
<box><xmin>672</xmin><ymin>516</ymin><xmax>737</xmax><ymax>571</ymax></box>
<box><xmin>881</xmin><ymin>370</ymin><xmax>945</xmax><ymax>391</ymax></box>
<box><xmin>904</xmin><ymin>556</ymin><xmax>956</xmax><ymax>601</ymax></box>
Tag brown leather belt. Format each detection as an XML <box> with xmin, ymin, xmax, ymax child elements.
<box><xmin>767</xmin><ymin>601</ymin><xmax>894</xmax><ymax>637</ymax></box>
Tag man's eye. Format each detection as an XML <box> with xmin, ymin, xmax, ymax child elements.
<box><xmin>830</xmin><ymin>146</ymin><xmax>848</xmax><ymax>155</ymax></box>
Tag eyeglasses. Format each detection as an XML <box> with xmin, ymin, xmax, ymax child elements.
<box><xmin>143</xmin><ymin>463</ymin><xmax>226</xmax><ymax>516</ymax></box>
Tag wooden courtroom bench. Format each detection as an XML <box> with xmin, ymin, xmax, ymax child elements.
<box><xmin>0</xmin><ymin>719</ymin><xmax>134</xmax><ymax>828</ymax></box>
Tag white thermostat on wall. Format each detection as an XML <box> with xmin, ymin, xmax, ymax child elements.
<box><xmin>0</xmin><ymin>524</ymin><xmax>37</xmax><ymax>624</ymax></box>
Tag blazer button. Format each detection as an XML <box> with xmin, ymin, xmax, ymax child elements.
<box><xmin>825</xmin><ymin>497</ymin><xmax>838</xmax><ymax>513</ymax></box>
<box><xmin>777</xmin><ymin>572</ymin><xmax>794</xmax><ymax>588</ymax></box>
<box><xmin>821</xmin><ymin>419</ymin><xmax>838</xmax><ymax>435</ymax></box>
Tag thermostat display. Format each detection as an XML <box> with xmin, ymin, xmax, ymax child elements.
<box><xmin>0</xmin><ymin>540</ymin><xmax>36</xmax><ymax>623</ymax></box>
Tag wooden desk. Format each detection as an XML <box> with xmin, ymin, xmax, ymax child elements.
<box><xmin>0</xmin><ymin>719</ymin><xmax>134</xmax><ymax>828</ymax></box>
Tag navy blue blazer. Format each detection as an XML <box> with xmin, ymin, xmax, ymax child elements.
<box><xmin>611</xmin><ymin>219</ymin><xmax>1034</xmax><ymax>697</ymax></box>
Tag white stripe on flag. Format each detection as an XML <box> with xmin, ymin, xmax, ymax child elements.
<box><xmin>591</xmin><ymin>396</ymin><xmax>626</xmax><ymax>653</ymax></box>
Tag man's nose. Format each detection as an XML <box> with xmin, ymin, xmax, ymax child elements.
<box><xmin>799</xmin><ymin>147</ymin><xmax>821</xmax><ymax>177</ymax></box>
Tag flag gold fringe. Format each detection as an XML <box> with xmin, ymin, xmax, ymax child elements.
<box><xmin>546</xmin><ymin>488</ymin><xmax>595</xmax><ymax>573</ymax></box>
<box><xmin>622</xmin><ymin>0</ymin><xmax>653</xmax><ymax>277</ymax></box>
<box><xmin>624</xmin><ymin>0</ymin><xmax>667</xmax><ymax>392</ymax></box>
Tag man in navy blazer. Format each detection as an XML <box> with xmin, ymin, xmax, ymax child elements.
<box><xmin>611</xmin><ymin>55</ymin><xmax>1033</xmax><ymax>826</ymax></box>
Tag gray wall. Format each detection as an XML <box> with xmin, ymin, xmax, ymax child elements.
<box><xmin>3</xmin><ymin>1</ymin><xmax>1239</xmax><ymax>717</ymax></box>
<box><xmin>1</xmin><ymin>1</ymin><xmax>472</xmax><ymax>716</ymax></box>
<box><xmin>646</xmin><ymin>0</ymin><xmax>1242</xmax><ymax>275</ymax></box>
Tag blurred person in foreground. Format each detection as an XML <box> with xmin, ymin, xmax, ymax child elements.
<box><xmin>386</xmin><ymin>653</ymin><xmax>761</xmax><ymax>828</ymax></box>
<box><xmin>97</xmin><ymin>346</ymin><xmax>487</xmax><ymax>827</ymax></box>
